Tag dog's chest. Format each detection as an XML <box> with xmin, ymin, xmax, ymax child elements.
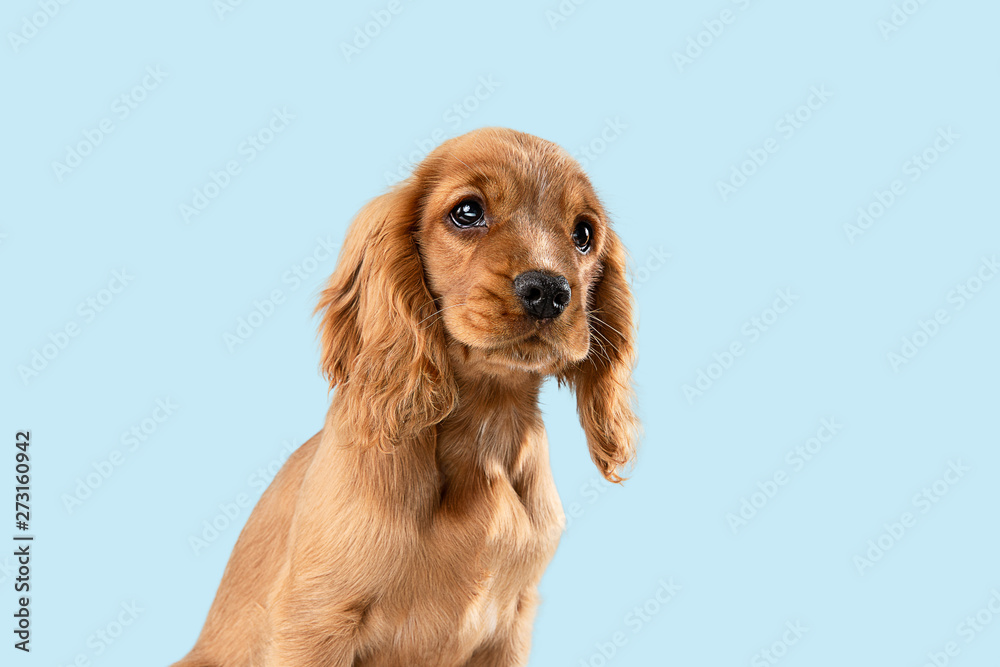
<box><xmin>410</xmin><ymin>479</ymin><xmax>560</xmax><ymax>657</ymax></box>
<box><xmin>369</xmin><ymin>454</ymin><xmax>563</xmax><ymax>662</ymax></box>
<box><xmin>436</xmin><ymin>464</ymin><xmax>560</xmax><ymax>596</ymax></box>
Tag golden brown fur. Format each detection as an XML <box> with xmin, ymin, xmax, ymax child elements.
<box><xmin>173</xmin><ymin>128</ymin><xmax>638</xmax><ymax>666</ymax></box>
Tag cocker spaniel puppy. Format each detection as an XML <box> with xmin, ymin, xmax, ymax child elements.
<box><xmin>174</xmin><ymin>127</ymin><xmax>638</xmax><ymax>667</ymax></box>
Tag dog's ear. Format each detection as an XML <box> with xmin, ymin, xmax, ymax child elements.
<box><xmin>562</xmin><ymin>227</ymin><xmax>639</xmax><ymax>483</ymax></box>
<box><xmin>315</xmin><ymin>182</ymin><xmax>456</xmax><ymax>447</ymax></box>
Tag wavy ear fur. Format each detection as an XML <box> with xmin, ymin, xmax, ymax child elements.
<box><xmin>315</xmin><ymin>182</ymin><xmax>456</xmax><ymax>447</ymax></box>
<box><xmin>562</xmin><ymin>229</ymin><xmax>639</xmax><ymax>483</ymax></box>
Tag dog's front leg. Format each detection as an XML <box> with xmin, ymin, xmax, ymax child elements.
<box><xmin>463</xmin><ymin>639</ymin><xmax>530</xmax><ymax>667</ymax></box>
<box><xmin>261</xmin><ymin>640</ymin><xmax>354</xmax><ymax>667</ymax></box>
<box><xmin>261</xmin><ymin>625</ymin><xmax>357</xmax><ymax>666</ymax></box>
<box><xmin>462</xmin><ymin>589</ymin><xmax>538</xmax><ymax>667</ymax></box>
<box><xmin>260</xmin><ymin>592</ymin><xmax>363</xmax><ymax>667</ymax></box>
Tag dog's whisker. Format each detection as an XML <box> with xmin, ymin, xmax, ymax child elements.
<box><xmin>593</xmin><ymin>331</ymin><xmax>619</xmax><ymax>360</ymax></box>
<box><xmin>589</xmin><ymin>312</ymin><xmax>628</xmax><ymax>346</ymax></box>
<box><xmin>418</xmin><ymin>302</ymin><xmax>467</xmax><ymax>327</ymax></box>
<box><xmin>589</xmin><ymin>317</ymin><xmax>622</xmax><ymax>357</ymax></box>
<box><xmin>587</xmin><ymin>354</ymin><xmax>600</xmax><ymax>372</ymax></box>
<box><xmin>591</xmin><ymin>321</ymin><xmax>624</xmax><ymax>357</ymax></box>
<box><xmin>585</xmin><ymin>331</ymin><xmax>613</xmax><ymax>367</ymax></box>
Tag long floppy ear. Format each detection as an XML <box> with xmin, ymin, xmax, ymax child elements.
<box><xmin>314</xmin><ymin>182</ymin><xmax>456</xmax><ymax>447</ymax></box>
<box><xmin>562</xmin><ymin>228</ymin><xmax>639</xmax><ymax>483</ymax></box>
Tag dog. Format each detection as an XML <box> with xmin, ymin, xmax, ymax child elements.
<box><xmin>173</xmin><ymin>127</ymin><xmax>638</xmax><ymax>666</ymax></box>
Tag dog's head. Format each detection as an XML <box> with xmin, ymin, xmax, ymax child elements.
<box><xmin>317</xmin><ymin>128</ymin><xmax>638</xmax><ymax>482</ymax></box>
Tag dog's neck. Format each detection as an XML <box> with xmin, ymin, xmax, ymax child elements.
<box><xmin>434</xmin><ymin>366</ymin><xmax>545</xmax><ymax>487</ymax></box>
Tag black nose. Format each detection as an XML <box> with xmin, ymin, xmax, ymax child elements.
<box><xmin>513</xmin><ymin>271</ymin><xmax>571</xmax><ymax>320</ymax></box>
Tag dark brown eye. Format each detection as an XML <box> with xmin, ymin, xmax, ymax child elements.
<box><xmin>449</xmin><ymin>200</ymin><xmax>485</xmax><ymax>227</ymax></box>
<box><xmin>572</xmin><ymin>219</ymin><xmax>593</xmax><ymax>253</ymax></box>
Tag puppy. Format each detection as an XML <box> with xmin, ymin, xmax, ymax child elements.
<box><xmin>173</xmin><ymin>127</ymin><xmax>638</xmax><ymax>666</ymax></box>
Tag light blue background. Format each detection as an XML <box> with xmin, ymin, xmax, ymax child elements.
<box><xmin>2</xmin><ymin>0</ymin><xmax>999</xmax><ymax>665</ymax></box>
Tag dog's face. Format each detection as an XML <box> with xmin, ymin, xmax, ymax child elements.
<box><xmin>318</xmin><ymin>127</ymin><xmax>637</xmax><ymax>481</ymax></box>
<box><xmin>415</xmin><ymin>131</ymin><xmax>607</xmax><ymax>376</ymax></box>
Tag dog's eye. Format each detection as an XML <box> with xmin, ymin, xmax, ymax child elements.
<box><xmin>572</xmin><ymin>219</ymin><xmax>593</xmax><ymax>253</ymax></box>
<box><xmin>449</xmin><ymin>200</ymin><xmax>485</xmax><ymax>228</ymax></box>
